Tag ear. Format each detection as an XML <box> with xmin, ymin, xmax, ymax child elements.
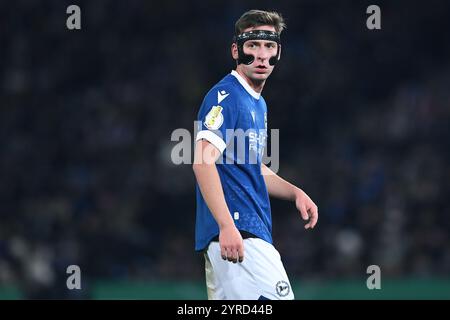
<box><xmin>231</xmin><ymin>43</ymin><xmax>239</xmax><ymax>60</ymax></box>
<box><xmin>277</xmin><ymin>44</ymin><xmax>282</xmax><ymax>61</ymax></box>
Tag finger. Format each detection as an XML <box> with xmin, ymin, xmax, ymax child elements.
<box><xmin>310</xmin><ymin>206</ymin><xmax>318</xmax><ymax>228</ymax></box>
<box><xmin>227</xmin><ymin>248</ymin><xmax>237</xmax><ymax>263</ymax></box>
<box><xmin>237</xmin><ymin>245</ymin><xmax>244</xmax><ymax>263</ymax></box>
<box><xmin>299</xmin><ymin>204</ymin><xmax>309</xmax><ymax>221</ymax></box>
<box><xmin>221</xmin><ymin>246</ymin><xmax>227</xmax><ymax>260</ymax></box>
<box><xmin>233</xmin><ymin>248</ymin><xmax>240</xmax><ymax>263</ymax></box>
<box><xmin>232</xmin><ymin>249</ymin><xmax>238</xmax><ymax>264</ymax></box>
<box><xmin>226</xmin><ymin>248</ymin><xmax>234</xmax><ymax>262</ymax></box>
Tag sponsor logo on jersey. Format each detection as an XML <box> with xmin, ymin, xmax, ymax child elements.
<box><xmin>217</xmin><ymin>90</ymin><xmax>230</xmax><ymax>104</ymax></box>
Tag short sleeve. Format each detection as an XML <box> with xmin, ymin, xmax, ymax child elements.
<box><xmin>196</xmin><ymin>88</ymin><xmax>238</xmax><ymax>153</ymax></box>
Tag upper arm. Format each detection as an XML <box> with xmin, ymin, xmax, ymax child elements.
<box><xmin>195</xmin><ymin>88</ymin><xmax>239</xmax><ymax>155</ymax></box>
<box><xmin>193</xmin><ymin>139</ymin><xmax>222</xmax><ymax>166</ymax></box>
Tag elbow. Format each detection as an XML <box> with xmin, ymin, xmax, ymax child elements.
<box><xmin>192</xmin><ymin>163</ymin><xmax>200</xmax><ymax>175</ymax></box>
<box><xmin>192</xmin><ymin>162</ymin><xmax>204</xmax><ymax>176</ymax></box>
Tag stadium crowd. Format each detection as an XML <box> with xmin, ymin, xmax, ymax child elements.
<box><xmin>0</xmin><ymin>0</ymin><xmax>449</xmax><ymax>298</ymax></box>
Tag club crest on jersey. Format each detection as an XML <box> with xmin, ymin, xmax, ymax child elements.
<box><xmin>276</xmin><ymin>280</ymin><xmax>290</xmax><ymax>297</ymax></box>
<box><xmin>204</xmin><ymin>105</ymin><xmax>224</xmax><ymax>130</ymax></box>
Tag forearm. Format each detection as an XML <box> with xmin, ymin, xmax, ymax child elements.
<box><xmin>261</xmin><ymin>164</ymin><xmax>299</xmax><ymax>201</ymax></box>
<box><xmin>193</xmin><ymin>163</ymin><xmax>235</xmax><ymax>229</ymax></box>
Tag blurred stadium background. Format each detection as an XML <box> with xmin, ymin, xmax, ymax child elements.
<box><xmin>1</xmin><ymin>0</ymin><xmax>449</xmax><ymax>299</ymax></box>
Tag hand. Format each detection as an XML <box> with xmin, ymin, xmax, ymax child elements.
<box><xmin>219</xmin><ymin>224</ymin><xmax>244</xmax><ymax>263</ymax></box>
<box><xmin>295</xmin><ymin>188</ymin><xmax>318</xmax><ymax>229</ymax></box>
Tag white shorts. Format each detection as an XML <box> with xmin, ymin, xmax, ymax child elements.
<box><xmin>204</xmin><ymin>237</ymin><xmax>294</xmax><ymax>300</ymax></box>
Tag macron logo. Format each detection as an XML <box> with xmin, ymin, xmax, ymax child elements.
<box><xmin>217</xmin><ymin>90</ymin><xmax>230</xmax><ymax>104</ymax></box>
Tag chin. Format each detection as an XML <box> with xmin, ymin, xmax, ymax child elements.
<box><xmin>251</xmin><ymin>72</ymin><xmax>269</xmax><ymax>79</ymax></box>
<box><xmin>252</xmin><ymin>75</ymin><xmax>268</xmax><ymax>82</ymax></box>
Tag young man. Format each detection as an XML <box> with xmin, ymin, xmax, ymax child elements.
<box><xmin>193</xmin><ymin>10</ymin><xmax>318</xmax><ymax>300</ymax></box>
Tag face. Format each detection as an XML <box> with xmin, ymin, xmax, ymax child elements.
<box><xmin>232</xmin><ymin>25</ymin><xmax>280</xmax><ymax>83</ymax></box>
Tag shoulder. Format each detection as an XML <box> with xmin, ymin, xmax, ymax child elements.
<box><xmin>259</xmin><ymin>95</ymin><xmax>267</xmax><ymax>105</ymax></box>
<box><xmin>258</xmin><ymin>95</ymin><xmax>268</xmax><ymax>111</ymax></box>
<box><xmin>203</xmin><ymin>76</ymin><xmax>240</xmax><ymax>107</ymax></box>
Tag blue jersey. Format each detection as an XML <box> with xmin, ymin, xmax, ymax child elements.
<box><xmin>195</xmin><ymin>70</ymin><xmax>272</xmax><ymax>251</ymax></box>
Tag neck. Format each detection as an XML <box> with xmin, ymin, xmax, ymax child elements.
<box><xmin>235</xmin><ymin>67</ymin><xmax>265</xmax><ymax>93</ymax></box>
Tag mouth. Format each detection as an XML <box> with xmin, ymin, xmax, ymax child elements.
<box><xmin>254</xmin><ymin>65</ymin><xmax>268</xmax><ymax>73</ymax></box>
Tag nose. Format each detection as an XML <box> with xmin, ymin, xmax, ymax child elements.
<box><xmin>256</xmin><ymin>47</ymin><xmax>271</xmax><ymax>62</ymax></box>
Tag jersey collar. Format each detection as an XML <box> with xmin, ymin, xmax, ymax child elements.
<box><xmin>231</xmin><ymin>70</ymin><xmax>261</xmax><ymax>100</ymax></box>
